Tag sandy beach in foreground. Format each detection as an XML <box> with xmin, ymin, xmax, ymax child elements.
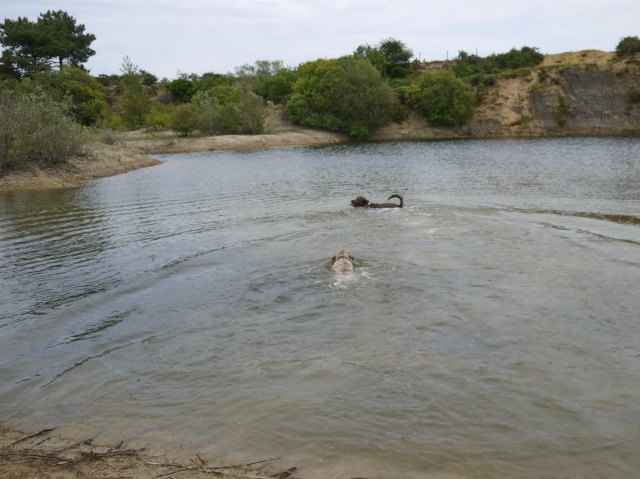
<box><xmin>0</xmin><ymin>425</ymin><xmax>299</xmax><ymax>479</ymax></box>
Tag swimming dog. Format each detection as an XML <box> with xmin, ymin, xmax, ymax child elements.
<box><xmin>350</xmin><ymin>194</ymin><xmax>403</xmax><ymax>208</ymax></box>
<box><xmin>332</xmin><ymin>249</ymin><xmax>354</xmax><ymax>275</ymax></box>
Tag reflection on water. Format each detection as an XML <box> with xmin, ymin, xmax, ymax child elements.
<box><xmin>1</xmin><ymin>137</ymin><xmax>640</xmax><ymax>478</ymax></box>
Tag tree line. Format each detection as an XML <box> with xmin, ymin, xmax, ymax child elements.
<box><xmin>2</xmin><ymin>10</ymin><xmax>639</xmax><ymax>175</ymax></box>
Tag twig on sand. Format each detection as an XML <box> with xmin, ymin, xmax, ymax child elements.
<box><xmin>152</xmin><ymin>455</ymin><xmax>287</xmax><ymax>478</ymax></box>
<box><xmin>11</xmin><ymin>428</ymin><xmax>56</xmax><ymax>445</ymax></box>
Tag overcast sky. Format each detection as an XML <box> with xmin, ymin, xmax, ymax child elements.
<box><xmin>3</xmin><ymin>0</ymin><xmax>639</xmax><ymax>79</ymax></box>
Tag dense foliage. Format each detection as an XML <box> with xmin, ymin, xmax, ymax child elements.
<box><xmin>0</xmin><ymin>87</ymin><xmax>86</xmax><ymax>173</ymax></box>
<box><xmin>287</xmin><ymin>57</ymin><xmax>398</xmax><ymax>137</ymax></box>
<box><xmin>18</xmin><ymin>66</ymin><xmax>109</xmax><ymax>126</ymax></box>
<box><xmin>193</xmin><ymin>87</ymin><xmax>269</xmax><ymax>135</ymax></box>
<box><xmin>167</xmin><ymin>78</ymin><xmax>198</xmax><ymax>103</ymax></box>
<box><xmin>353</xmin><ymin>38</ymin><xmax>414</xmax><ymax>78</ymax></box>
<box><xmin>453</xmin><ymin>46</ymin><xmax>544</xmax><ymax>78</ymax></box>
<box><xmin>402</xmin><ymin>70</ymin><xmax>475</xmax><ymax>126</ymax></box>
<box><xmin>0</xmin><ymin>10</ymin><xmax>95</xmax><ymax>78</ymax></box>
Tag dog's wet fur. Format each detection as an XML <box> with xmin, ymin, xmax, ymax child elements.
<box><xmin>332</xmin><ymin>249</ymin><xmax>354</xmax><ymax>275</ymax></box>
<box><xmin>350</xmin><ymin>194</ymin><xmax>403</xmax><ymax>208</ymax></box>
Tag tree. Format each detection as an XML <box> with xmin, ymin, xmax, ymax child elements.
<box><xmin>378</xmin><ymin>38</ymin><xmax>413</xmax><ymax>78</ymax></box>
<box><xmin>0</xmin><ymin>16</ymin><xmax>49</xmax><ymax>77</ymax></box>
<box><xmin>403</xmin><ymin>70</ymin><xmax>475</xmax><ymax>126</ymax></box>
<box><xmin>119</xmin><ymin>56</ymin><xmax>151</xmax><ymax>129</ymax></box>
<box><xmin>353</xmin><ymin>38</ymin><xmax>413</xmax><ymax>78</ymax></box>
<box><xmin>353</xmin><ymin>44</ymin><xmax>387</xmax><ymax>75</ymax></box>
<box><xmin>37</xmin><ymin>11</ymin><xmax>96</xmax><ymax>70</ymax></box>
<box><xmin>0</xmin><ymin>10</ymin><xmax>95</xmax><ymax>77</ymax></box>
<box><xmin>233</xmin><ymin>60</ymin><xmax>297</xmax><ymax>104</ymax></box>
<box><xmin>286</xmin><ymin>57</ymin><xmax>398</xmax><ymax>138</ymax></box>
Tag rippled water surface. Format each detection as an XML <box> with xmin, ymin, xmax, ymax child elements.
<box><xmin>1</xmin><ymin>137</ymin><xmax>640</xmax><ymax>478</ymax></box>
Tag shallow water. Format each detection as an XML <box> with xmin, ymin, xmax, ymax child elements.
<box><xmin>1</xmin><ymin>137</ymin><xmax>640</xmax><ymax>478</ymax></box>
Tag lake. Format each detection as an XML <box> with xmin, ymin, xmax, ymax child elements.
<box><xmin>1</xmin><ymin>137</ymin><xmax>639</xmax><ymax>478</ymax></box>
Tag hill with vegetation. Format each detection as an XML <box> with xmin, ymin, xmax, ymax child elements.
<box><xmin>1</xmin><ymin>10</ymin><xmax>640</xmax><ymax>191</ymax></box>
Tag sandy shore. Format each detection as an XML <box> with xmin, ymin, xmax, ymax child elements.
<box><xmin>0</xmin><ymin>122</ymin><xmax>349</xmax><ymax>193</ymax></box>
<box><xmin>0</xmin><ymin>426</ymin><xmax>296</xmax><ymax>478</ymax></box>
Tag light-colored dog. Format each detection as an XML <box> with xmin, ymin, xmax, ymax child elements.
<box><xmin>332</xmin><ymin>249</ymin><xmax>354</xmax><ymax>275</ymax></box>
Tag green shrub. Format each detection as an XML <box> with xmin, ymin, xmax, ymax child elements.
<box><xmin>167</xmin><ymin>78</ymin><xmax>198</xmax><ymax>103</ymax></box>
<box><xmin>169</xmin><ymin>104</ymin><xmax>198</xmax><ymax>136</ymax></box>
<box><xmin>286</xmin><ymin>57</ymin><xmax>397</xmax><ymax>138</ymax></box>
<box><xmin>145</xmin><ymin>104</ymin><xmax>176</xmax><ymax>131</ymax></box>
<box><xmin>616</xmin><ymin>36</ymin><xmax>640</xmax><ymax>58</ymax></box>
<box><xmin>97</xmin><ymin>128</ymin><xmax>125</xmax><ymax>145</ymax></box>
<box><xmin>258</xmin><ymin>68</ymin><xmax>298</xmax><ymax>104</ymax></box>
<box><xmin>553</xmin><ymin>95</ymin><xmax>572</xmax><ymax>127</ymax></box>
<box><xmin>403</xmin><ymin>70</ymin><xmax>475</xmax><ymax>126</ymax></box>
<box><xmin>453</xmin><ymin>47</ymin><xmax>543</xmax><ymax>78</ymax></box>
<box><xmin>0</xmin><ymin>89</ymin><xmax>87</xmax><ymax>173</ymax></box>
<box><xmin>10</xmin><ymin>67</ymin><xmax>108</xmax><ymax>126</ymax></box>
<box><xmin>196</xmin><ymin>89</ymin><xmax>268</xmax><ymax>135</ymax></box>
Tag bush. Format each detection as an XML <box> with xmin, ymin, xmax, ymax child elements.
<box><xmin>403</xmin><ymin>70</ymin><xmax>475</xmax><ymax>126</ymax></box>
<box><xmin>169</xmin><ymin>104</ymin><xmax>198</xmax><ymax>136</ymax></box>
<box><xmin>494</xmin><ymin>47</ymin><xmax>544</xmax><ymax>70</ymax></box>
<box><xmin>258</xmin><ymin>68</ymin><xmax>298</xmax><ymax>104</ymax></box>
<box><xmin>453</xmin><ymin>47</ymin><xmax>543</xmax><ymax>78</ymax></box>
<box><xmin>616</xmin><ymin>36</ymin><xmax>640</xmax><ymax>58</ymax></box>
<box><xmin>195</xmin><ymin>89</ymin><xmax>268</xmax><ymax>135</ymax></box>
<box><xmin>57</xmin><ymin>68</ymin><xmax>109</xmax><ymax>126</ymax></box>
<box><xmin>10</xmin><ymin>67</ymin><xmax>109</xmax><ymax>126</ymax></box>
<box><xmin>286</xmin><ymin>57</ymin><xmax>397</xmax><ymax>138</ymax></box>
<box><xmin>145</xmin><ymin>104</ymin><xmax>176</xmax><ymax>131</ymax></box>
<box><xmin>167</xmin><ymin>78</ymin><xmax>198</xmax><ymax>102</ymax></box>
<box><xmin>0</xmin><ymin>89</ymin><xmax>87</xmax><ymax>173</ymax></box>
<box><xmin>553</xmin><ymin>95</ymin><xmax>572</xmax><ymax>127</ymax></box>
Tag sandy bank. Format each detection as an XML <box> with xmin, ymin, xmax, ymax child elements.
<box><xmin>0</xmin><ymin>125</ymin><xmax>349</xmax><ymax>192</ymax></box>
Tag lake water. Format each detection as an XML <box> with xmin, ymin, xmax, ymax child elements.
<box><xmin>1</xmin><ymin>137</ymin><xmax>639</xmax><ymax>478</ymax></box>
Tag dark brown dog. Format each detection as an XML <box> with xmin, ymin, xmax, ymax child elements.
<box><xmin>350</xmin><ymin>194</ymin><xmax>403</xmax><ymax>208</ymax></box>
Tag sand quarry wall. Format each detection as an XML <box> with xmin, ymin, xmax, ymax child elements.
<box><xmin>370</xmin><ymin>50</ymin><xmax>640</xmax><ymax>141</ymax></box>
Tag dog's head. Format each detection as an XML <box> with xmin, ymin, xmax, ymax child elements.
<box><xmin>332</xmin><ymin>249</ymin><xmax>354</xmax><ymax>262</ymax></box>
<box><xmin>350</xmin><ymin>196</ymin><xmax>370</xmax><ymax>207</ymax></box>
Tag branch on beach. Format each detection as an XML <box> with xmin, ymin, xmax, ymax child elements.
<box><xmin>151</xmin><ymin>454</ymin><xmax>293</xmax><ymax>478</ymax></box>
<box><xmin>1</xmin><ymin>429</ymin><xmax>297</xmax><ymax>479</ymax></box>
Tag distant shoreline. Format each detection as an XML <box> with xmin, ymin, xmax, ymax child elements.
<box><xmin>3</xmin><ymin>48</ymin><xmax>639</xmax><ymax>193</ymax></box>
<box><xmin>0</xmin><ymin>127</ymin><xmax>350</xmax><ymax>192</ymax></box>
